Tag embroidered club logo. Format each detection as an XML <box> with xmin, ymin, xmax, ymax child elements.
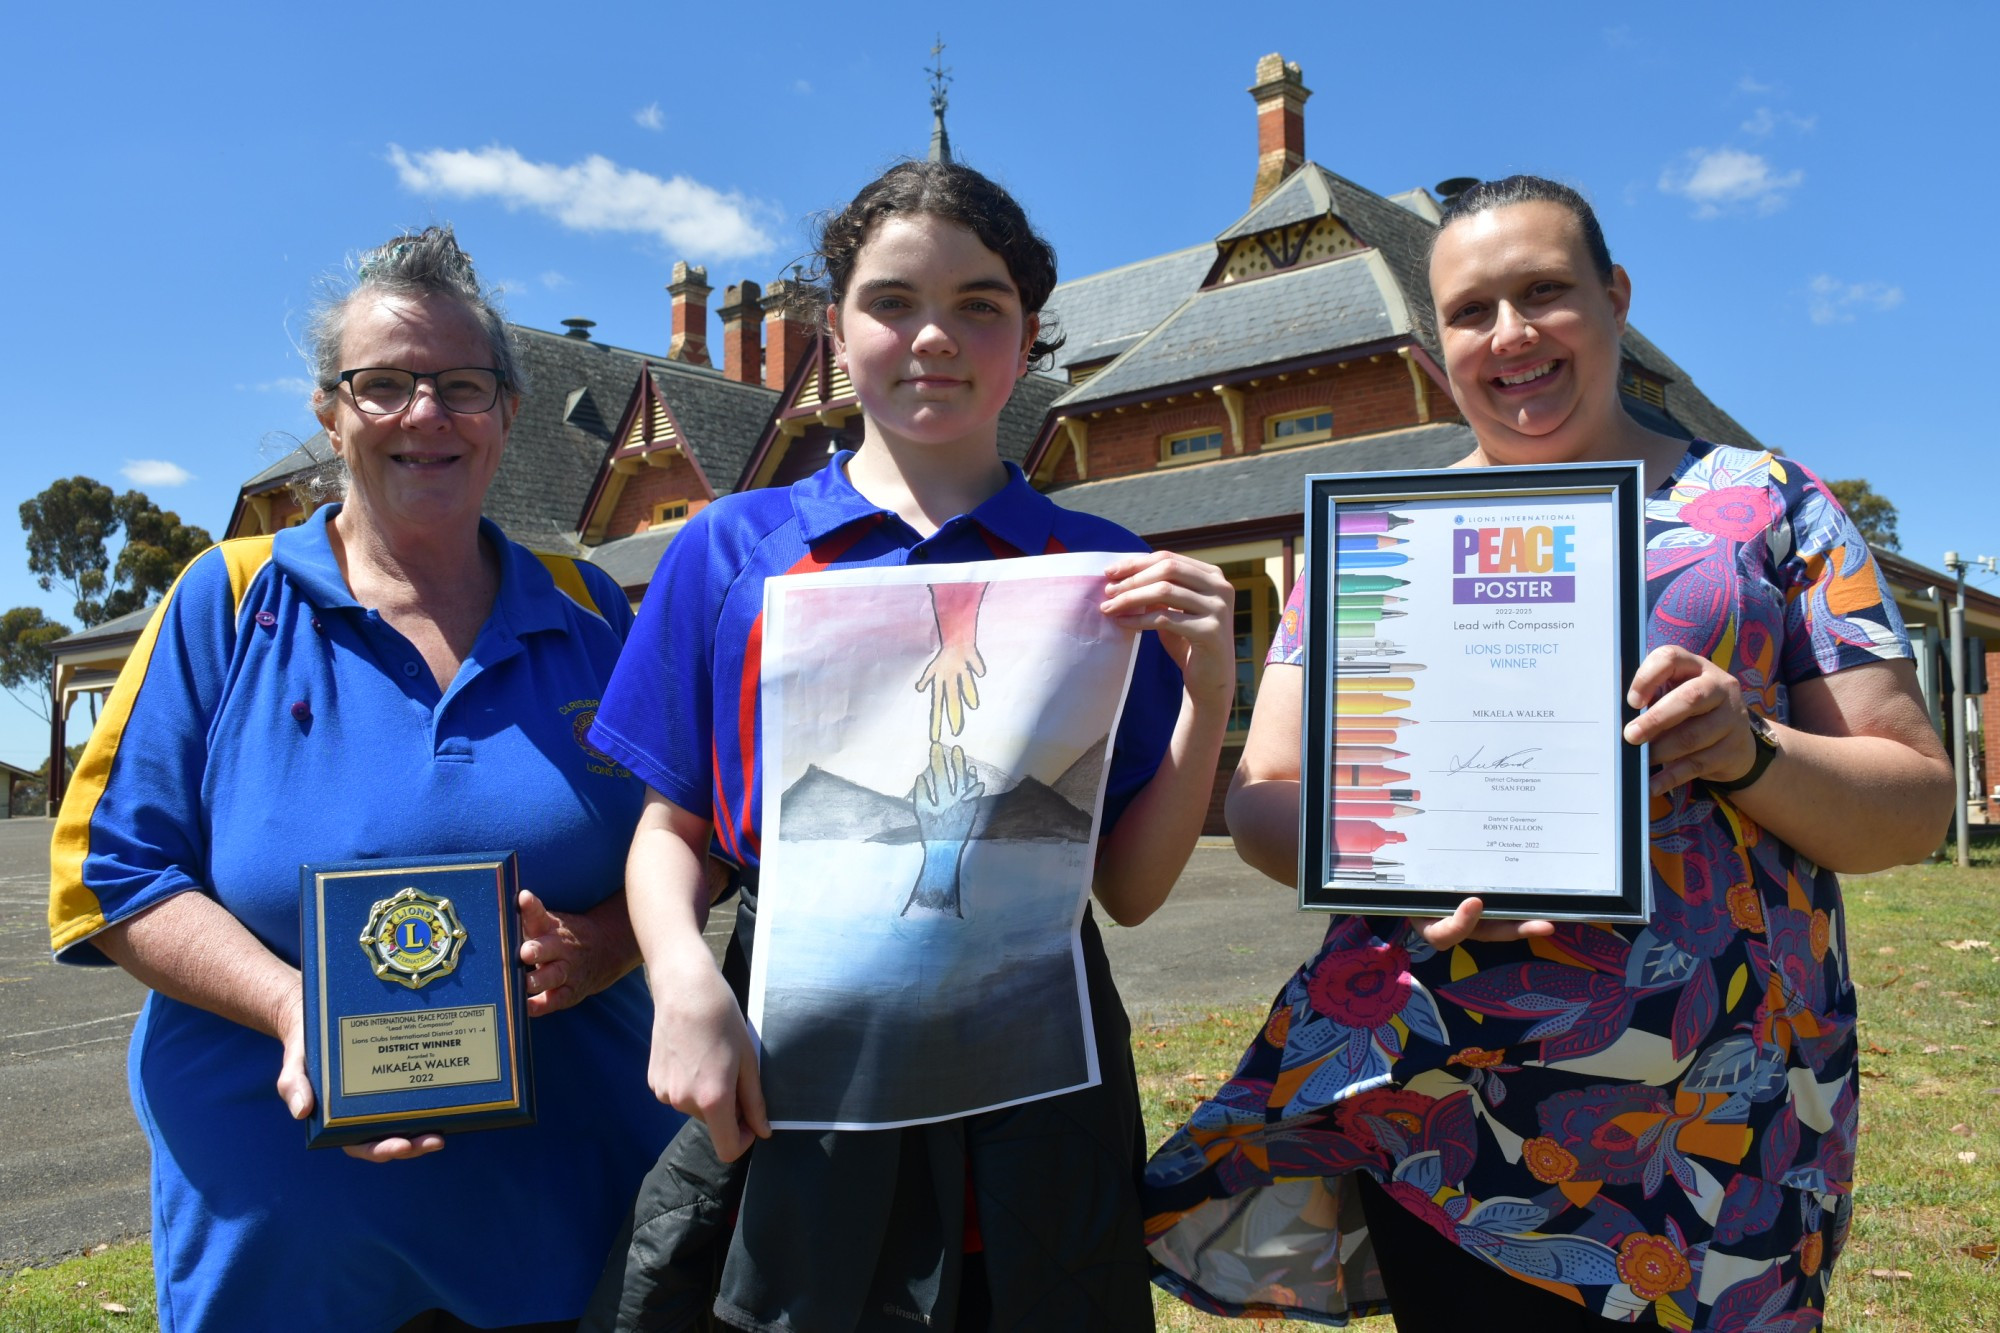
<box><xmin>571</xmin><ymin>709</ymin><xmax>614</xmax><ymax>764</ymax></box>
<box><xmin>359</xmin><ymin>888</ymin><xmax>468</xmax><ymax>990</ymax></box>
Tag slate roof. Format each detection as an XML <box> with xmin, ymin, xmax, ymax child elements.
<box><xmin>1050</xmin><ymin>422</ymin><xmax>1476</xmax><ymax>540</ymax></box>
<box><xmin>1053</xmin><ymin>250</ymin><xmax>1410</xmax><ymax>408</ymax></box>
<box><xmin>1043</xmin><ymin>245</ymin><xmax>1212</xmax><ymax>370</ymax></box>
<box><xmin>242</xmin><ymin>433</ymin><xmax>336</xmax><ymax>489</ymax></box>
<box><xmin>585</xmin><ymin>525</ymin><xmax>676</xmax><ymax>590</ymax></box>
<box><xmin>647</xmin><ymin>361</ymin><xmax>780</xmax><ymax>497</ymax></box>
<box><xmin>481</xmin><ymin>327</ymin><xmax>659</xmax><ymax>552</ymax></box>
<box><xmin>999</xmin><ymin>374</ymin><xmax>1069</xmax><ymax>465</ymax></box>
<box><xmin>1619</xmin><ymin>327</ymin><xmax>1762</xmax><ymax>449</ymax></box>
<box><xmin>50</xmin><ymin>602</ymin><xmax>158</xmax><ymax>651</ymax></box>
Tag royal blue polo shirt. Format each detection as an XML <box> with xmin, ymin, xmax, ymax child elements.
<box><xmin>49</xmin><ymin>506</ymin><xmax>678</xmax><ymax>1331</ymax></box>
<box><xmin>591</xmin><ymin>453</ymin><xmax>1185</xmax><ymax>868</ymax></box>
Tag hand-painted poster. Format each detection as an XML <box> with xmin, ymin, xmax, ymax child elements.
<box><xmin>748</xmin><ymin>553</ymin><xmax>1141</xmax><ymax>1130</ymax></box>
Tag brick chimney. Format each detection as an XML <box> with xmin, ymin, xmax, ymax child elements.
<box><xmin>1249</xmin><ymin>53</ymin><xmax>1311</xmax><ymax>208</ymax></box>
<box><xmin>717</xmin><ymin>281</ymin><xmax>763</xmax><ymax>384</ymax></box>
<box><xmin>762</xmin><ymin>279</ymin><xmax>815</xmax><ymax>392</ymax></box>
<box><xmin>667</xmin><ymin>261</ymin><xmax>712</xmax><ymax>366</ymax></box>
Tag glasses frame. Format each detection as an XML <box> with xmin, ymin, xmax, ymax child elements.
<box><xmin>331</xmin><ymin>366</ymin><xmax>505</xmax><ymax>416</ymax></box>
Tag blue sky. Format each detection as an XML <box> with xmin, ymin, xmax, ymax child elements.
<box><xmin>2</xmin><ymin>1</ymin><xmax>1994</xmax><ymax>770</ymax></box>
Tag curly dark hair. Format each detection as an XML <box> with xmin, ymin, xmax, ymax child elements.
<box><xmin>1430</xmin><ymin>175</ymin><xmax>1614</xmax><ymax>281</ymax></box>
<box><xmin>803</xmin><ymin>159</ymin><xmax>1065</xmax><ymax>365</ymax></box>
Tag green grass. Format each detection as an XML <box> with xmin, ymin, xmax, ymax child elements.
<box><xmin>1</xmin><ymin>1242</ymin><xmax>155</xmax><ymax>1332</ymax></box>
<box><xmin>9</xmin><ymin>847</ymin><xmax>1996</xmax><ymax>1332</ymax></box>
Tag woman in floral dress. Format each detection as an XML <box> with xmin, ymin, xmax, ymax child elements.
<box><xmin>1142</xmin><ymin>177</ymin><xmax>1954</xmax><ymax>1331</ymax></box>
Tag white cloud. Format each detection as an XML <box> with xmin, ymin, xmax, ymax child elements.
<box><xmin>539</xmin><ymin>271</ymin><xmax>569</xmax><ymax>290</ymax></box>
<box><xmin>1601</xmin><ymin>25</ymin><xmax>1636</xmax><ymax>48</ymax></box>
<box><xmin>793</xmin><ymin>79</ymin><xmax>813</xmax><ymax>95</ymax></box>
<box><xmin>1737</xmin><ymin>74</ymin><xmax>1778</xmax><ymax>95</ymax></box>
<box><xmin>1741</xmin><ymin>106</ymin><xmax>1816</xmax><ymax>137</ymax></box>
<box><xmin>238</xmin><ymin>376</ymin><xmax>315</xmax><ymax>396</ymax></box>
<box><xmin>122</xmin><ymin>460</ymin><xmax>194</xmax><ymax>487</ymax></box>
<box><xmin>634</xmin><ymin>102</ymin><xmax>664</xmax><ymax>131</ymax></box>
<box><xmin>388</xmin><ymin>144</ymin><xmax>775</xmax><ymax>259</ymax></box>
<box><xmin>1658</xmin><ymin>148</ymin><xmax>1803</xmax><ymax>218</ymax></box>
<box><xmin>1808</xmin><ymin>275</ymin><xmax>1904</xmax><ymax>325</ymax></box>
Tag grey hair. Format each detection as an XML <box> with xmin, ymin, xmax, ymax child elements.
<box><xmin>306</xmin><ymin>225</ymin><xmax>529</xmax><ymax>413</ymax></box>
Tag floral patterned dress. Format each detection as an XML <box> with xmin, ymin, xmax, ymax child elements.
<box><xmin>1143</xmin><ymin>443</ymin><xmax>1909</xmax><ymax>1331</ymax></box>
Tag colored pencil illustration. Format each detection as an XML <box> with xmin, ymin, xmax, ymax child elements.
<box><xmin>1331</xmin><ymin>821</ymin><xmax>1405</xmax><ymax>854</ymax></box>
<box><xmin>1330</xmin><ymin>764</ymin><xmax>1411</xmax><ymax>786</ymax></box>
<box><xmin>1335</xmin><ymin>551</ymin><xmax>1410</xmax><ymax>569</ymax></box>
<box><xmin>1335</xmin><ymin>575</ymin><xmax>1409</xmax><ymax>593</ymax></box>
<box><xmin>1333</xmin><ymin>729</ymin><xmax>1403</xmax><ymax>747</ymax></box>
<box><xmin>1336</xmin><ymin>787</ymin><xmax>1421</xmax><ymax>802</ymax></box>
<box><xmin>1336</xmin><ymin>693</ymin><xmax>1410</xmax><ymax>715</ymax></box>
<box><xmin>1335</xmin><ymin>676</ymin><xmax>1419</xmax><ymax>693</ymax></box>
<box><xmin>1335</xmin><ymin>512</ymin><xmax>1414</xmax><ymax>534</ymax></box>
<box><xmin>1330</xmin><ymin>855</ymin><xmax>1403</xmax><ymax>872</ymax></box>
<box><xmin>1335</xmin><ymin>535</ymin><xmax>1407</xmax><ymax>552</ymax></box>
<box><xmin>1326</xmin><ymin>802</ymin><xmax>1421</xmax><ymax>820</ymax></box>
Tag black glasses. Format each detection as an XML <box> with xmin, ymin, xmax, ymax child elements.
<box><xmin>332</xmin><ymin>367</ymin><xmax>503</xmax><ymax>416</ymax></box>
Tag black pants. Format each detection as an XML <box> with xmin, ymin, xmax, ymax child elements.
<box><xmin>1354</xmin><ymin>1172</ymin><xmax>1626</xmax><ymax>1332</ymax></box>
<box><xmin>393</xmin><ymin>1315</ymin><xmax>577</xmax><ymax>1333</ymax></box>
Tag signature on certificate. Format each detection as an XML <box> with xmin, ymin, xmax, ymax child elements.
<box><xmin>1446</xmin><ymin>746</ymin><xmax>1542</xmax><ymax>775</ymax></box>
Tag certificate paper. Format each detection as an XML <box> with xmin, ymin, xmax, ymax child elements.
<box><xmin>1299</xmin><ymin>464</ymin><xmax>1650</xmax><ymax>922</ymax></box>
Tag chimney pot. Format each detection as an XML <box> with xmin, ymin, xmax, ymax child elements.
<box><xmin>560</xmin><ymin>318</ymin><xmax>596</xmax><ymax>341</ymax></box>
<box><xmin>1248</xmin><ymin>53</ymin><xmax>1312</xmax><ymax>209</ymax></box>
<box><xmin>667</xmin><ymin>262</ymin><xmax>713</xmax><ymax>367</ymax></box>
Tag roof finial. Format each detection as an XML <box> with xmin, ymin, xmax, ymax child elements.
<box><xmin>927</xmin><ymin>34</ymin><xmax>953</xmax><ymax>163</ymax></box>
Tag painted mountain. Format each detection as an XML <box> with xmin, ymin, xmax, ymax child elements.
<box><xmin>778</xmin><ymin>735</ymin><xmax>1109</xmax><ymax>846</ymax></box>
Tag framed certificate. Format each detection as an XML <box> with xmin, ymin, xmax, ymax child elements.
<box><xmin>299</xmin><ymin>852</ymin><xmax>535</xmax><ymax>1148</ymax></box>
<box><xmin>1298</xmin><ymin>463</ymin><xmax>1651</xmax><ymax>922</ymax></box>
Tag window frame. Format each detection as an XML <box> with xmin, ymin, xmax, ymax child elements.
<box><xmin>651</xmin><ymin>499</ymin><xmax>691</xmax><ymax>525</ymax></box>
<box><xmin>1263</xmin><ymin>406</ymin><xmax>1335</xmax><ymax>449</ymax></box>
<box><xmin>1157</xmin><ymin>427</ymin><xmax>1227</xmax><ymax>467</ymax></box>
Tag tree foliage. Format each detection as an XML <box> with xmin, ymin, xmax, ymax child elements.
<box><xmin>1826</xmin><ymin>478</ymin><xmax>1900</xmax><ymax>552</ymax></box>
<box><xmin>0</xmin><ymin>606</ymin><xmax>71</xmax><ymax>721</ymax></box>
<box><xmin>17</xmin><ymin>476</ymin><xmax>214</xmax><ymax>627</ymax></box>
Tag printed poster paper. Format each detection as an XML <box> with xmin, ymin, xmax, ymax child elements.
<box><xmin>750</xmin><ymin>553</ymin><xmax>1141</xmax><ymax>1130</ymax></box>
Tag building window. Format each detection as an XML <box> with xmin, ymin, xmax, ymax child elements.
<box><xmin>1228</xmin><ymin>575</ymin><xmax>1277</xmax><ymax>738</ymax></box>
<box><xmin>1266</xmin><ymin>408</ymin><xmax>1334</xmax><ymax>447</ymax></box>
<box><xmin>652</xmin><ymin>500</ymin><xmax>691</xmax><ymax>525</ymax></box>
<box><xmin>1159</xmin><ymin>429</ymin><xmax>1225</xmax><ymax>465</ymax></box>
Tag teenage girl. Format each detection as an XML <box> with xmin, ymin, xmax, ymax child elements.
<box><xmin>584</xmin><ymin>159</ymin><xmax>1235</xmax><ymax>1331</ymax></box>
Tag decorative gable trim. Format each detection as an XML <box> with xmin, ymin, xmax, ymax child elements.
<box><xmin>578</xmin><ymin>363</ymin><xmax>719</xmax><ymax>543</ymax></box>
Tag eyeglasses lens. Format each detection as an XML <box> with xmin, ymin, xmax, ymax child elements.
<box><xmin>347</xmin><ymin>368</ymin><xmax>500</xmax><ymax>415</ymax></box>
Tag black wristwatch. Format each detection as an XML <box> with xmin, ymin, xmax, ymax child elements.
<box><xmin>1708</xmin><ymin>712</ymin><xmax>1779</xmax><ymax>793</ymax></box>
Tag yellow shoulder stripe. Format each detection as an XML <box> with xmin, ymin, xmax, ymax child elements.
<box><xmin>534</xmin><ymin>554</ymin><xmax>604</xmax><ymax>620</ymax></box>
<box><xmin>48</xmin><ymin>537</ymin><xmax>275</xmax><ymax>958</ymax></box>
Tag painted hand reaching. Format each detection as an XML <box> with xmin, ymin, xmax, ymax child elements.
<box><xmin>916</xmin><ymin>583</ymin><xmax>989</xmax><ymax>742</ymax></box>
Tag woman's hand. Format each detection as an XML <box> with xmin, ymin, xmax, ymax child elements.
<box><xmin>1414</xmin><ymin>897</ymin><xmax>1556</xmax><ymax>951</ymax></box>
<box><xmin>518</xmin><ymin>889</ymin><xmax>638</xmax><ymax>1017</ymax></box>
<box><xmin>1101</xmin><ymin>551</ymin><xmax>1235</xmax><ymax>705</ymax></box>
<box><xmin>270</xmin><ymin>982</ymin><xmax>445</xmax><ymax>1161</ymax></box>
<box><xmin>1621</xmin><ymin>645</ymin><xmax>1758</xmax><ymax>796</ymax></box>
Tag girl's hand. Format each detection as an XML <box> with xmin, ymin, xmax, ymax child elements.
<box><xmin>1101</xmin><ymin>551</ymin><xmax>1235</xmax><ymax>703</ymax></box>
<box><xmin>274</xmin><ymin>984</ymin><xmax>445</xmax><ymax>1161</ymax></box>
<box><xmin>647</xmin><ymin>959</ymin><xmax>770</xmax><ymax>1162</ymax></box>
<box><xmin>1413</xmin><ymin>897</ymin><xmax>1555</xmax><ymax>951</ymax></box>
<box><xmin>1622</xmin><ymin>645</ymin><xmax>1760</xmax><ymax>796</ymax></box>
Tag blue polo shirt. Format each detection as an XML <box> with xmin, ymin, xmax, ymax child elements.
<box><xmin>49</xmin><ymin>506</ymin><xmax>678</xmax><ymax>1331</ymax></box>
<box><xmin>592</xmin><ymin>453</ymin><xmax>1184</xmax><ymax>867</ymax></box>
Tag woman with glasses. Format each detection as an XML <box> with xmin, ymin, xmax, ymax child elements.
<box><xmin>49</xmin><ymin>227</ymin><xmax>679</xmax><ymax>1332</ymax></box>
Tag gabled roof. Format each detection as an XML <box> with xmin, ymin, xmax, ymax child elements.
<box><xmin>1051</xmin><ymin>248</ymin><xmax>1414</xmax><ymax>409</ymax></box>
<box><xmin>648</xmin><ymin>361</ymin><xmax>779</xmax><ymax>496</ymax></box>
<box><xmin>1216</xmin><ymin>166</ymin><xmax>1339</xmax><ymax>243</ymax></box>
<box><xmin>1051</xmin><ymin>422</ymin><xmax>1476</xmax><ymax>543</ymax></box>
<box><xmin>1044</xmin><ymin>245</ymin><xmax>1213</xmax><ymax>370</ymax></box>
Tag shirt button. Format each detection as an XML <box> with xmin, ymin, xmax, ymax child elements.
<box><xmin>291</xmin><ymin>701</ymin><xmax>312</xmax><ymax>722</ymax></box>
<box><xmin>255</xmin><ymin>610</ymin><xmax>276</xmax><ymax>628</ymax></box>
<box><xmin>403</xmin><ymin>662</ymin><xmax>421</xmax><ymax>678</ymax></box>
<box><xmin>310</xmin><ymin>617</ymin><xmax>323</xmax><ymax>634</ymax></box>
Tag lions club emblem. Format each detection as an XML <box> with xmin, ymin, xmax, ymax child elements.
<box><xmin>359</xmin><ymin>888</ymin><xmax>468</xmax><ymax>990</ymax></box>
